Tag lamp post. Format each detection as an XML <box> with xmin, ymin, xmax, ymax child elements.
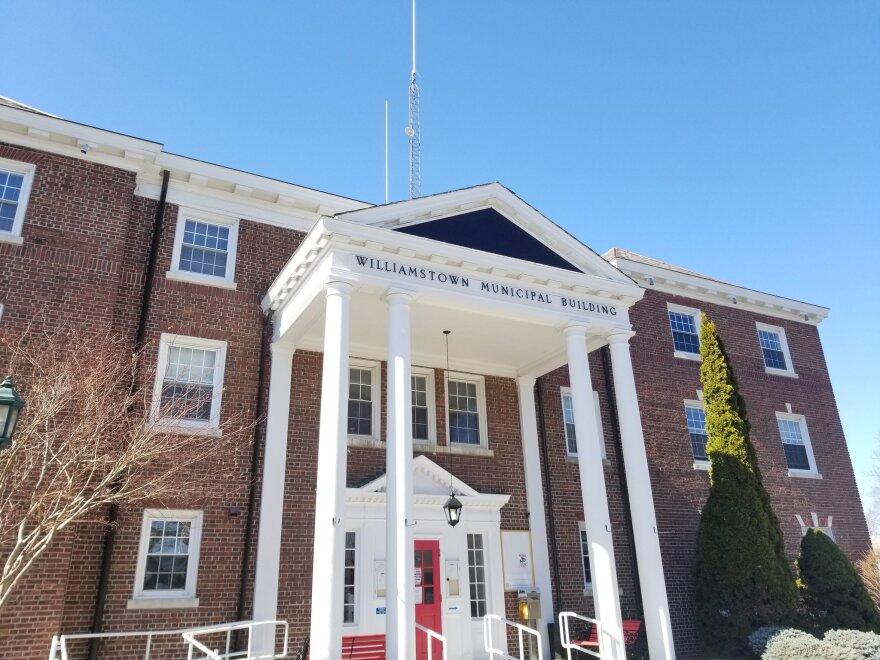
<box><xmin>0</xmin><ymin>376</ymin><xmax>24</xmax><ymax>449</ymax></box>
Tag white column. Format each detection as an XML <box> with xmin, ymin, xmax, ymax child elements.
<box><xmin>309</xmin><ymin>281</ymin><xmax>353</xmax><ymax>660</ymax></box>
<box><xmin>607</xmin><ymin>331</ymin><xmax>676</xmax><ymax>660</ymax></box>
<box><xmin>516</xmin><ymin>376</ymin><xmax>554</xmax><ymax>660</ymax></box>
<box><xmin>252</xmin><ymin>341</ymin><xmax>295</xmax><ymax>657</ymax></box>
<box><xmin>565</xmin><ymin>324</ymin><xmax>626</xmax><ymax>660</ymax></box>
<box><xmin>384</xmin><ymin>290</ymin><xmax>415</xmax><ymax>660</ymax></box>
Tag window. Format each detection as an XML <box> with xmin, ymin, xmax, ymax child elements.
<box><xmin>168</xmin><ymin>208</ymin><xmax>239</xmax><ymax>288</ymax></box>
<box><xmin>348</xmin><ymin>360</ymin><xmax>380</xmax><ymax>439</ymax></box>
<box><xmin>152</xmin><ymin>334</ymin><xmax>227</xmax><ymax>430</ymax></box>
<box><xmin>132</xmin><ymin>509</ymin><xmax>203</xmax><ymax>603</ymax></box>
<box><xmin>757</xmin><ymin>323</ymin><xmax>796</xmax><ymax>376</ymax></box>
<box><xmin>560</xmin><ymin>388</ymin><xmax>607</xmax><ymax>460</ymax></box>
<box><xmin>467</xmin><ymin>533</ymin><xmax>487</xmax><ymax>618</ymax></box>
<box><xmin>777</xmin><ymin>413</ymin><xmax>818</xmax><ymax>475</ymax></box>
<box><xmin>0</xmin><ymin>158</ymin><xmax>36</xmax><ymax>242</ymax></box>
<box><xmin>343</xmin><ymin>531</ymin><xmax>357</xmax><ymax>624</ymax></box>
<box><xmin>684</xmin><ymin>402</ymin><xmax>709</xmax><ymax>463</ymax></box>
<box><xmin>667</xmin><ymin>304</ymin><xmax>701</xmax><ymax>359</ymax></box>
<box><xmin>446</xmin><ymin>373</ymin><xmax>488</xmax><ymax>447</ymax></box>
<box><xmin>411</xmin><ymin>367</ymin><xmax>436</xmax><ymax>444</ymax></box>
<box><xmin>579</xmin><ymin>523</ymin><xmax>592</xmax><ymax>592</ymax></box>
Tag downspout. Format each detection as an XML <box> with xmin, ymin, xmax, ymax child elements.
<box><xmin>89</xmin><ymin>170</ymin><xmax>170</xmax><ymax>660</ymax></box>
<box><xmin>600</xmin><ymin>345</ymin><xmax>644</xmax><ymax>615</ymax></box>
<box><xmin>237</xmin><ymin>309</ymin><xmax>273</xmax><ymax>624</ymax></box>
<box><xmin>535</xmin><ymin>376</ymin><xmax>563</xmax><ymax>616</ymax></box>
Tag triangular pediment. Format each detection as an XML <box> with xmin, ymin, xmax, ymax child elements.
<box><xmin>360</xmin><ymin>455</ymin><xmax>479</xmax><ymax>497</ymax></box>
<box><xmin>333</xmin><ymin>183</ymin><xmax>635</xmax><ymax>285</ymax></box>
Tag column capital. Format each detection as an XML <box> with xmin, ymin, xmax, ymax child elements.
<box><xmin>270</xmin><ymin>341</ymin><xmax>296</xmax><ymax>357</ymax></box>
<box><xmin>516</xmin><ymin>375</ymin><xmax>537</xmax><ymax>390</ymax></box>
<box><xmin>607</xmin><ymin>329</ymin><xmax>636</xmax><ymax>345</ymax></box>
<box><xmin>324</xmin><ymin>280</ymin><xmax>354</xmax><ymax>298</ymax></box>
<box><xmin>381</xmin><ymin>287</ymin><xmax>416</xmax><ymax>304</ymax></box>
<box><xmin>563</xmin><ymin>322</ymin><xmax>591</xmax><ymax>338</ymax></box>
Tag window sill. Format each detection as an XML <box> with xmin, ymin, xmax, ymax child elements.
<box><xmin>447</xmin><ymin>444</ymin><xmax>494</xmax><ymax>457</ymax></box>
<box><xmin>0</xmin><ymin>233</ymin><xmax>24</xmax><ymax>245</ymax></box>
<box><xmin>151</xmin><ymin>421</ymin><xmax>222</xmax><ymax>437</ymax></box>
<box><xmin>166</xmin><ymin>270</ymin><xmax>237</xmax><ymax>290</ymax></box>
<box><xmin>765</xmin><ymin>367</ymin><xmax>798</xmax><ymax>379</ymax></box>
<box><xmin>788</xmin><ymin>469</ymin><xmax>822</xmax><ymax>480</ymax></box>
<box><xmin>348</xmin><ymin>436</ymin><xmax>384</xmax><ymax>449</ymax></box>
<box><xmin>127</xmin><ymin>597</ymin><xmax>199</xmax><ymax>610</ymax></box>
<box><xmin>693</xmin><ymin>461</ymin><xmax>710</xmax><ymax>471</ymax></box>
<box><xmin>673</xmin><ymin>351</ymin><xmax>701</xmax><ymax>362</ymax></box>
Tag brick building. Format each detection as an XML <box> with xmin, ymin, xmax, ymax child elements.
<box><xmin>0</xmin><ymin>97</ymin><xmax>868</xmax><ymax>660</ymax></box>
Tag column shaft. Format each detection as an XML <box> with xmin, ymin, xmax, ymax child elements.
<box><xmin>608</xmin><ymin>333</ymin><xmax>675</xmax><ymax>659</ymax></box>
<box><xmin>385</xmin><ymin>291</ymin><xmax>415</xmax><ymax>659</ymax></box>
<box><xmin>517</xmin><ymin>376</ymin><xmax>554</xmax><ymax>660</ymax></box>
<box><xmin>252</xmin><ymin>342</ymin><xmax>295</xmax><ymax>657</ymax></box>
<box><xmin>565</xmin><ymin>325</ymin><xmax>626</xmax><ymax>660</ymax></box>
<box><xmin>309</xmin><ymin>282</ymin><xmax>352</xmax><ymax>660</ymax></box>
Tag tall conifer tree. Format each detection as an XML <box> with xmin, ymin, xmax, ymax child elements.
<box><xmin>695</xmin><ymin>314</ymin><xmax>797</xmax><ymax>655</ymax></box>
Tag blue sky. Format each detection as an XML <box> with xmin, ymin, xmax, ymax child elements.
<box><xmin>5</xmin><ymin>3</ymin><xmax>880</xmax><ymax>506</ymax></box>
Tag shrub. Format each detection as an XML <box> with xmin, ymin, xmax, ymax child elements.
<box><xmin>748</xmin><ymin>626</ymin><xmax>784</xmax><ymax>656</ymax></box>
<box><xmin>695</xmin><ymin>315</ymin><xmax>798</xmax><ymax>655</ymax></box>
<box><xmin>797</xmin><ymin>529</ymin><xmax>880</xmax><ymax>634</ymax></box>
<box><xmin>762</xmin><ymin>629</ymin><xmax>862</xmax><ymax>660</ymax></box>
<box><xmin>823</xmin><ymin>629</ymin><xmax>880</xmax><ymax>658</ymax></box>
<box><xmin>856</xmin><ymin>550</ymin><xmax>880</xmax><ymax>611</ymax></box>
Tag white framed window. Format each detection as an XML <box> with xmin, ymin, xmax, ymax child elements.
<box><xmin>132</xmin><ymin>509</ymin><xmax>203</xmax><ymax>605</ymax></box>
<box><xmin>560</xmin><ymin>388</ymin><xmax>607</xmax><ymax>460</ymax></box>
<box><xmin>152</xmin><ymin>334</ymin><xmax>227</xmax><ymax>431</ymax></box>
<box><xmin>167</xmin><ymin>208</ymin><xmax>239</xmax><ymax>289</ymax></box>
<box><xmin>756</xmin><ymin>323</ymin><xmax>797</xmax><ymax>377</ymax></box>
<box><xmin>343</xmin><ymin>531</ymin><xmax>357</xmax><ymax>625</ymax></box>
<box><xmin>667</xmin><ymin>303</ymin><xmax>701</xmax><ymax>360</ymax></box>
<box><xmin>579</xmin><ymin>522</ymin><xmax>592</xmax><ymax>594</ymax></box>
<box><xmin>411</xmin><ymin>367</ymin><xmax>436</xmax><ymax>444</ymax></box>
<box><xmin>776</xmin><ymin>412</ymin><xmax>819</xmax><ymax>477</ymax></box>
<box><xmin>684</xmin><ymin>400</ymin><xmax>709</xmax><ymax>466</ymax></box>
<box><xmin>445</xmin><ymin>372</ymin><xmax>488</xmax><ymax>447</ymax></box>
<box><xmin>0</xmin><ymin>157</ymin><xmax>36</xmax><ymax>244</ymax></box>
<box><xmin>467</xmin><ymin>533</ymin><xmax>487</xmax><ymax>619</ymax></box>
<box><xmin>348</xmin><ymin>359</ymin><xmax>381</xmax><ymax>440</ymax></box>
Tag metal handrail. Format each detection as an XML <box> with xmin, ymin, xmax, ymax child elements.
<box><xmin>559</xmin><ymin>611</ymin><xmax>602</xmax><ymax>660</ymax></box>
<box><xmin>182</xmin><ymin>620</ymin><xmax>289</xmax><ymax>660</ymax></box>
<box><xmin>48</xmin><ymin>619</ymin><xmax>288</xmax><ymax>660</ymax></box>
<box><xmin>483</xmin><ymin>613</ymin><xmax>543</xmax><ymax>660</ymax></box>
<box><xmin>415</xmin><ymin>623</ymin><xmax>448</xmax><ymax>660</ymax></box>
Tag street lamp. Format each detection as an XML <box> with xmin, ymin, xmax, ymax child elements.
<box><xmin>0</xmin><ymin>376</ymin><xmax>25</xmax><ymax>449</ymax></box>
<box><xmin>443</xmin><ymin>494</ymin><xmax>463</xmax><ymax>527</ymax></box>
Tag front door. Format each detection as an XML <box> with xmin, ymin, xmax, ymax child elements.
<box><xmin>414</xmin><ymin>539</ymin><xmax>442</xmax><ymax>660</ymax></box>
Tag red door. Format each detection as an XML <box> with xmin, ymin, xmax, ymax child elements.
<box><xmin>414</xmin><ymin>540</ymin><xmax>442</xmax><ymax>660</ymax></box>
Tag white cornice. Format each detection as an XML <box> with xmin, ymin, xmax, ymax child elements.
<box><xmin>609</xmin><ymin>256</ymin><xmax>829</xmax><ymax>325</ymax></box>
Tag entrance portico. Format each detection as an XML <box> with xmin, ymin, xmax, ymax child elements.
<box><xmin>254</xmin><ymin>184</ymin><xmax>675</xmax><ymax>659</ymax></box>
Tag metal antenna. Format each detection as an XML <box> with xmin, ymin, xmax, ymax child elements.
<box><xmin>444</xmin><ymin>330</ymin><xmax>453</xmax><ymax>493</ymax></box>
<box><xmin>406</xmin><ymin>0</ymin><xmax>421</xmax><ymax>199</ymax></box>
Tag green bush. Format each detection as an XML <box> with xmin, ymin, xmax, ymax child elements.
<box><xmin>748</xmin><ymin>626</ymin><xmax>784</xmax><ymax>656</ymax></box>
<box><xmin>762</xmin><ymin>629</ymin><xmax>863</xmax><ymax>660</ymax></box>
<box><xmin>798</xmin><ymin>529</ymin><xmax>880</xmax><ymax>634</ymax></box>
<box><xmin>695</xmin><ymin>315</ymin><xmax>798</xmax><ymax>656</ymax></box>
<box><xmin>823</xmin><ymin>629</ymin><xmax>880</xmax><ymax>658</ymax></box>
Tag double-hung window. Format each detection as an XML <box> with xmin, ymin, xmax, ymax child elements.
<box><xmin>131</xmin><ymin>509</ymin><xmax>203</xmax><ymax>607</ymax></box>
<box><xmin>168</xmin><ymin>208</ymin><xmax>239</xmax><ymax>288</ymax></box>
<box><xmin>447</xmin><ymin>373</ymin><xmax>487</xmax><ymax>447</ymax></box>
<box><xmin>0</xmin><ymin>158</ymin><xmax>36</xmax><ymax>243</ymax></box>
<box><xmin>153</xmin><ymin>334</ymin><xmax>227</xmax><ymax>430</ymax></box>
<box><xmin>757</xmin><ymin>323</ymin><xmax>796</xmax><ymax>377</ymax></box>
<box><xmin>348</xmin><ymin>360</ymin><xmax>381</xmax><ymax>440</ymax></box>
<box><xmin>667</xmin><ymin>304</ymin><xmax>701</xmax><ymax>359</ymax></box>
<box><xmin>411</xmin><ymin>367</ymin><xmax>436</xmax><ymax>444</ymax></box>
<box><xmin>467</xmin><ymin>533</ymin><xmax>487</xmax><ymax>618</ymax></box>
<box><xmin>684</xmin><ymin>401</ymin><xmax>709</xmax><ymax>464</ymax></box>
<box><xmin>561</xmin><ymin>388</ymin><xmax>607</xmax><ymax>460</ymax></box>
<box><xmin>579</xmin><ymin>523</ymin><xmax>592</xmax><ymax>593</ymax></box>
<box><xmin>777</xmin><ymin>413</ymin><xmax>818</xmax><ymax>476</ymax></box>
<box><xmin>343</xmin><ymin>531</ymin><xmax>357</xmax><ymax>624</ymax></box>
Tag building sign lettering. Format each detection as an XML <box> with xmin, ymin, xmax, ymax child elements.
<box><xmin>353</xmin><ymin>254</ymin><xmax>617</xmax><ymax>318</ymax></box>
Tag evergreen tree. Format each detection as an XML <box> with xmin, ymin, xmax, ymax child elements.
<box><xmin>798</xmin><ymin>528</ymin><xmax>880</xmax><ymax>634</ymax></box>
<box><xmin>695</xmin><ymin>314</ymin><xmax>798</xmax><ymax>656</ymax></box>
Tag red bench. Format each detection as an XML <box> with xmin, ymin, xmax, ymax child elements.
<box><xmin>573</xmin><ymin>620</ymin><xmax>642</xmax><ymax>648</ymax></box>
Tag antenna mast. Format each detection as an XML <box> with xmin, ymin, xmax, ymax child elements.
<box><xmin>406</xmin><ymin>0</ymin><xmax>421</xmax><ymax>198</ymax></box>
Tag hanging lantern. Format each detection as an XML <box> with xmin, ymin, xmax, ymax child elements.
<box><xmin>0</xmin><ymin>376</ymin><xmax>25</xmax><ymax>449</ymax></box>
<box><xmin>443</xmin><ymin>493</ymin><xmax>463</xmax><ymax>527</ymax></box>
